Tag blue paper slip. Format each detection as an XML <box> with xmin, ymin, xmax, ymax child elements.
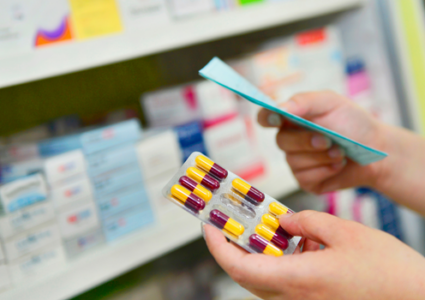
<box><xmin>199</xmin><ymin>57</ymin><xmax>387</xmax><ymax>165</ymax></box>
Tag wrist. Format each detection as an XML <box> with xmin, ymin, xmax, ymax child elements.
<box><xmin>369</xmin><ymin>123</ymin><xmax>403</xmax><ymax>193</ymax></box>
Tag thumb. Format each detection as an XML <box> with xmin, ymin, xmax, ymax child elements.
<box><xmin>279</xmin><ymin>210</ymin><xmax>347</xmax><ymax>247</ymax></box>
<box><xmin>281</xmin><ymin>91</ymin><xmax>347</xmax><ymax>119</ymax></box>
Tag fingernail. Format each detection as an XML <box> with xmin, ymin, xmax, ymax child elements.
<box><xmin>280</xmin><ymin>213</ymin><xmax>292</xmax><ymax>219</ymax></box>
<box><xmin>328</xmin><ymin>147</ymin><xmax>345</xmax><ymax>158</ymax></box>
<box><xmin>267</xmin><ymin>113</ymin><xmax>282</xmax><ymax>127</ymax></box>
<box><xmin>311</xmin><ymin>135</ymin><xmax>332</xmax><ymax>149</ymax></box>
<box><xmin>332</xmin><ymin>158</ymin><xmax>347</xmax><ymax>169</ymax></box>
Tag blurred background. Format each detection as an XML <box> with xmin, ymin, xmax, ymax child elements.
<box><xmin>0</xmin><ymin>0</ymin><xmax>425</xmax><ymax>299</ymax></box>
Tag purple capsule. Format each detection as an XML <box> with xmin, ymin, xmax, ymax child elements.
<box><xmin>187</xmin><ymin>167</ymin><xmax>220</xmax><ymax>191</ymax></box>
<box><xmin>170</xmin><ymin>185</ymin><xmax>205</xmax><ymax>212</ymax></box>
<box><xmin>249</xmin><ymin>234</ymin><xmax>283</xmax><ymax>257</ymax></box>
<box><xmin>209</xmin><ymin>209</ymin><xmax>244</xmax><ymax>236</ymax></box>
<box><xmin>195</xmin><ymin>155</ymin><xmax>228</xmax><ymax>180</ymax></box>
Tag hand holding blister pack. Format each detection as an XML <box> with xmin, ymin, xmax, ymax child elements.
<box><xmin>163</xmin><ymin>152</ymin><xmax>301</xmax><ymax>256</ymax></box>
<box><xmin>199</xmin><ymin>57</ymin><xmax>388</xmax><ymax>166</ymax></box>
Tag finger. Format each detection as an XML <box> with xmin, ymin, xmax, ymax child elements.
<box><xmin>281</xmin><ymin>91</ymin><xmax>348</xmax><ymax>119</ymax></box>
<box><xmin>293</xmin><ymin>161</ymin><xmax>346</xmax><ymax>193</ymax></box>
<box><xmin>257</xmin><ymin>109</ymin><xmax>300</xmax><ymax>129</ymax></box>
<box><xmin>258</xmin><ymin>108</ymin><xmax>281</xmax><ymax>127</ymax></box>
<box><xmin>286</xmin><ymin>146</ymin><xmax>345</xmax><ymax>171</ymax></box>
<box><xmin>276</xmin><ymin>129</ymin><xmax>333</xmax><ymax>153</ymax></box>
<box><xmin>203</xmin><ymin>225</ymin><xmax>248</xmax><ymax>265</ymax></box>
<box><xmin>318</xmin><ymin>161</ymin><xmax>373</xmax><ymax>193</ymax></box>
<box><xmin>302</xmin><ymin>239</ymin><xmax>321</xmax><ymax>252</ymax></box>
<box><xmin>204</xmin><ymin>225</ymin><xmax>289</xmax><ymax>289</ymax></box>
<box><xmin>279</xmin><ymin>211</ymin><xmax>346</xmax><ymax>246</ymax></box>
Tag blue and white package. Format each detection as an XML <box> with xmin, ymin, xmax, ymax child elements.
<box><xmin>81</xmin><ymin>119</ymin><xmax>142</xmax><ymax>155</ymax></box>
<box><xmin>102</xmin><ymin>203</ymin><xmax>155</xmax><ymax>242</ymax></box>
<box><xmin>199</xmin><ymin>57</ymin><xmax>387</xmax><ymax>165</ymax></box>
<box><xmin>0</xmin><ymin>174</ymin><xmax>48</xmax><ymax>213</ymax></box>
<box><xmin>91</xmin><ymin>165</ymin><xmax>144</xmax><ymax>198</ymax></box>
<box><xmin>97</xmin><ymin>185</ymin><xmax>150</xmax><ymax>219</ymax></box>
<box><xmin>174</xmin><ymin>121</ymin><xmax>208</xmax><ymax>162</ymax></box>
<box><xmin>85</xmin><ymin>144</ymin><xmax>139</xmax><ymax>177</ymax></box>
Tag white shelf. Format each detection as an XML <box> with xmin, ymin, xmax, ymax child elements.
<box><xmin>0</xmin><ymin>0</ymin><xmax>362</xmax><ymax>89</ymax></box>
<box><xmin>0</xmin><ymin>167</ymin><xmax>298</xmax><ymax>300</ymax></box>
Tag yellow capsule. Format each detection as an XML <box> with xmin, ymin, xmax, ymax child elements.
<box><xmin>269</xmin><ymin>202</ymin><xmax>290</xmax><ymax>216</ymax></box>
<box><xmin>261</xmin><ymin>214</ymin><xmax>280</xmax><ymax>231</ymax></box>
<box><xmin>170</xmin><ymin>185</ymin><xmax>205</xmax><ymax>211</ymax></box>
<box><xmin>210</xmin><ymin>209</ymin><xmax>245</xmax><ymax>236</ymax></box>
<box><xmin>255</xmin><ymin>224</ymin><xmax>288</xmax><ymax>250</ymax></box>
<box><xmin>262</xmin><ymin>214</ymin><xmax>293</xmax><ymax>241</ymax></box>
<box><xmin>232</xmin><ymin>178</ymin><xmax>265</xmax><ymax>203</ymax></box>
<box><xmin>179</xmin><ymin>176</ymin><xmax>212</xmax><ymax>202</ymax></box>
<box><xmin>195</xmin><ymin>155</ymin><xmax>228</xmax><ymax>179</ymax></box>
<box><xmin>255</xmin><ymin>224</ymin><xmax>274</xmax><ymax>241</ymax></box>
<box><xmin>249</xmin><ymin>234</ymin><xmax>283</xmax><ymax>257</ymax></box>
<box><xmin>224</xmin><ymin>218</ymin><xmax>245</xmax><ymax>236</ymax></box>
<box><xmin>264</xmin><ymin>244</ymin><xmax>283</xmax><ymax>257</ymax></box>
<box><xmin>186</xmin><ymin>167</ymin><xmax>220</xmax><ymax>191</ymax></box>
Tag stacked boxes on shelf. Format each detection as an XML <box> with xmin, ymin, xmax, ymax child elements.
<box><xmin>44</xmin><ymin>150</ymin><xmax>105</xmax><ymax>258</ymax></box>
<box><xmin>0</xmin><ymin>174</ymin><xmax>65</xmax><ymax>284</ymax></box>
<box><xmin>81</xmin><ymin>120</ymin><xmax>155</xmax><ymax>242</ymax></box>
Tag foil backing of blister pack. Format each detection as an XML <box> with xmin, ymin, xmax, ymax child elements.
<box><xmin>162</xmin><ymin>152</ymin><xmax>301</xmax><ymax>256</ymax></box>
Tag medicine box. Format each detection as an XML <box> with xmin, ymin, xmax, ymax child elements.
<box><xmin>0</xmin><ymin>173</ymin><xmax>48</xmax><ymax>213</ymax></box>
<box><xmin>85</xmin><ymin>144</ymin><xmax>139</xmax><ymax>177</ymax></box>
<box><xmin>103</xmin><ymin>203</ymin><xmax>155</xmax><ymax>242</ymax></box>
<box><xmin>0</xmin><ymin>158</ymin><xmax>44</xmax><ymax>184</ymax></box>
<box><xmin>136</xmin><ymin>130</ymin><xmax>182</xmax><ymax>180</ymax></box>
<box><xmin>8</xmin><ymin>244</ymin><xmax>66</xmax><ymax>283</ymax></box>
<box><xmin>38</xmin><ymin>133</ymin><xmax>82</xmax><ymax>157</ymax></box>
<box><xmin>57</xmin><ymin>201</ymin><xmax>100</xmax><ymax>239</ymax></box>
<box><xmin>80</xmin><ymin>119</ymin><xmax>141</xmax><ymax>155</ymax></box>
<box><xmin>97</xmin><ymin>185</ymin><xmax>150</xmax><ymax>220</ymax></box>
<box><xmin>91</xmin><ymin>165</ymin><xmax>144</xmax><ymax>198</ymax></box>
<box><xmin>50</xmin><ymin>175</ymin><xmax>94</xmax><ymax>210</ymax></box>
<box><xmin>3</xmin><ymin>222</ymin><xmax>61</xmax><ymax>261</ymax></box>
<box><xmin>63</xmin><ymin>227</ymin><xmax>105</xmax><ymax>258</ymax></box>
<box><xmin>0</xmin><ymin>201</ymin><xmax>55</xmax><ymax>239</ymax></box>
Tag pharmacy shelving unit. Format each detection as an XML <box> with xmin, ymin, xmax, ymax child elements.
<box><xmin>1</xmin><ymin>167</ymin><xmax>298</xmax><ymax>300</ymax></box>
<box><xmin>0</xmin><ymin>0</ymin><xmax>364</xmax><ymax>299</ymax></box>
<box><xmin>0</xmin><ymin>0</ymin><xmax>363</xmax><ymax>89</ymax></box>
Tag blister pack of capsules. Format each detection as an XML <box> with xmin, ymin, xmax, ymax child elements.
<box><xmin>162</xmin><ymin>152</ymin><xmax>301</xmax><ymax>256</ymax></box>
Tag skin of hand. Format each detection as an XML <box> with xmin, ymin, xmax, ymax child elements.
<box><xmin>257</xmin><ymin>91</ymin><xmax>425</xmax><ymax>215</ymax></box>
<box><xmin>204</xmin><ymin>210</ymin><xmax>425</xmax><ymax>300</ymax></box>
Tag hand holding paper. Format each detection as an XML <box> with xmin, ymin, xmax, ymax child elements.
<box><xmin>199</xmin><ymin>57</ymin><xmax>387</xmax><ymax>165</ymax></box>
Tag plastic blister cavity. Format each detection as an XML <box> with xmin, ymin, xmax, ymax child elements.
<box><xmin>162</xmin><ymin>152</ymin><xmax>301</xmax><ymax>256</ymax></box>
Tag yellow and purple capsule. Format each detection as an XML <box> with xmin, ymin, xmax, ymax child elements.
<box><xmin>255</xmin><ymin>224</ymin><xmax>289</xmax><ymax>250</ymax></box>
<box><xmin>179</xmin><ymin>176</ymin><xmax>212</xmax><ymax>202</ymax></box>
<box><xmin>171</xmin><ymin>185</ymin><xmax>205</xmax><ymax>212</ymax></box>
<box><xmin>262</xmin><ymin>213</ymin><xmax>293</xmax><ymax>240</ymax></box>
<box><xmin>269</xmin><ymin>202</ymin><xmax>294</xmax><ymax>216</ymax></box>
<box><xmin>195</xmin><ymin>155</ymin><xmax>228</xmax><ymax>180</ymax></box>
<box><xmin>249</xmin><ymin>234</ymin><xmax>283</xmax><ymax>257</ymax></box>
<box><xmin>209</xmin><ymin>209</ymin><xmax>244</xmax><ymax>236</ymax></box>
<box><xmin>187</xmin><ymin>167</ymin><xmax>220</xmax><ymax>191</ymax></box>
<box><xmin>232</xmin><ymin>178</ymin><xmax>265</xmax><ymax>204</ymax></box>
